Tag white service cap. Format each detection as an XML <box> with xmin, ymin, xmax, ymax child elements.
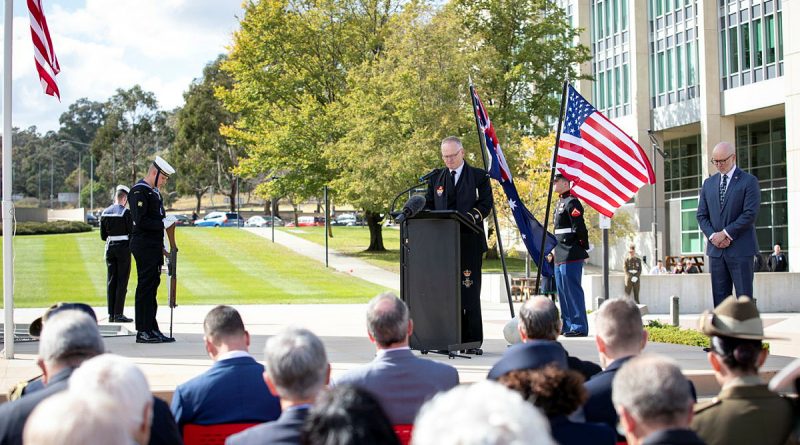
<box><xmin>153</xmin><ymin>156</ymin><xmax>175</xmax><ymax>176</ymax></box>
<box><xmin>116</xmin><ymin>184</ymin><xmax>130</xmax><ymax>194</ymax></box>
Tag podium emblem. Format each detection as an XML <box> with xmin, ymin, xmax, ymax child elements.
<box><xmin>436</xmin><ymin>186</ymin><xmax>444</xmax><ymax>197</ymax></box>
<box><xmin>462</xmin><ymin>269</ymin><xmax>473</xmax><ymax>288</ymax></box>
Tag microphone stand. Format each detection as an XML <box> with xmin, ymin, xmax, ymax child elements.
<box><xmin>389</xmin><ymin>182</ymin><xmax>427</xmax><ymax>217</ymax></box>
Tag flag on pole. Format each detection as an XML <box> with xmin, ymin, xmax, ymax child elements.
<box><xmin>557</xmin><ymin>85</ymin><xmax>655</xmax><ymax>217</ymax></box>
<box><xmin>28</xmin><ymin>0</ymin><xmax>61</xmax><ymax>100</ymax></box>
<box><xmin>471</xmin><ymin>87</ymin><xmax>558</xmax><ymax>277</ymax></box>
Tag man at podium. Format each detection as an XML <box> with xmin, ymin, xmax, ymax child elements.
<box><xmin>424</xmin><ymin>136</ymin><xmax>493</xmax><ymax>352</ymax></box>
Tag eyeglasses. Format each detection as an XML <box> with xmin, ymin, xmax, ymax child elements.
<box><xmin>710</xmin><ymin>154</ymin><xmax>734</xmax><ymax>165</ymax></box>
<box><xmin>442</xmin><ymin>150</ymin><xmax>462</xmax><ymax>161</ymax></box>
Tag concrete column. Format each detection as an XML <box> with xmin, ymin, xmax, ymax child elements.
<box><xmin>571</xmin><ymin>0</ymin><xmax>593</xmax><ymax>96</ymax></box>
<box><xmin>698</xmin><ymin>0</ymin><xmax>735</xmax><ymax>172</ymax></box>
<box><xmin>784</xmin><ymin>0</ymin><xmax>800</xmax><ymax>271</ymax></box>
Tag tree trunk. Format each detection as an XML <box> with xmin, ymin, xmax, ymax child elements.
<box><xmin>194</xmin><ymin>192</ymin><xmax>203</xmax><ymax>215</ymax></box>
<box><xmin>228</xmin><ymin>179</ymin><xmax>238</xmax><ymax>213</ymax></box>
<box><xmin>485</xmin><ymin>220</ymin><xmax>499</xmax><ymax>260</ymax></box>
<box><xmin>365</xmin><ymin>211</ymin><xmax>386</xmax><ymax>251</ymax></box>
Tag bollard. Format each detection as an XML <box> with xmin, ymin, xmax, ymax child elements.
<box><xmin>670</xmin><ymin>295</ymin><xmax>679</xmax><ymax>327</ymax></box>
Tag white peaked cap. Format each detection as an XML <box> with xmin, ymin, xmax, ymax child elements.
<box><xmin>116</xmin><ymin>185</ymin><xmax>130</xmax><ymax>194</ymax></box>
<box><xmin>153</xmin><ymin>156</ymin><xmax>175</xmax><ymax>176</ymax></box>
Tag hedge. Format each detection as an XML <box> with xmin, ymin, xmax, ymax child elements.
<box><xmin>0</xmin><ymin>221</ymin><xmax>93</xmax><ymax>235</ymax></box>
<box><xmin>645</xmin><ymin>320</ymin><xmax>769</xmax><ymax>351</ymax></box>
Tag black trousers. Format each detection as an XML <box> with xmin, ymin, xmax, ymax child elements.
<box><xmin>460</xmin><ymin>231</ymin><xmax>484</xmax><ymax>346</ymax></box>
<box><xmin>105</xmin><ymin>241</ymin><xmax>131</xmax><ymax>316</ymax></box>
<box><xmin>131</xmin><ymin>240</ymin><xmax>162</xmax><ymax>332</ymax></box>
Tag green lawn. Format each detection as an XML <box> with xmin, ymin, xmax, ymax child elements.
<box><xmin>281</xmin><ymin>226</ymin><xmax>529</xmax><ymax>273</ymax></box>
<box><xmin>1</xmin><ymin>228</ymin><xmax>387</xmax><ymax>308</ymax></box>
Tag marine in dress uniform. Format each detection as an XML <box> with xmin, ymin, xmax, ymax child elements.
<box><xmin>552</xmin><ymin>173</ymin><xmax>589</xmax><ymax>337</ymax></box>
<box><xmin>129</xmin><ymin>156</ymin><xmax>176</xmax><ymax>344</ymax></box>
<box><xmin>100</xmin><ymin>185</ymin><xmax>133</xmax><ymax>322</ymax></box>
<box><xmin>623</xmin><ymin>244</ymin><xmax>642</xmax><ymax>303</ymax></box>
<box><xmin>424</xmin><ymin>137</ymin><xmax>493</xmax><ymax>351</ymax></box>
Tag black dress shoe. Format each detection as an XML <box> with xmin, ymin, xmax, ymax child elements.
<box><xmin>152</xmin><ymin>329</ymin><xmax>176</xmax><ymax>343</ymax></box>
<box><xmin>136</xmin><ymin>331</ymin><xmax>163</xmax><ymax>344</ymax></box>
<box><xmin>112</xmin><ymin>314</ymin><xmax>133</xmax><ymax>323</ymax></box>
<box><xmin>563</xmin><ymin>331</ymin><xmax>588</xmax><ymax>337</ymax></box>
<box><xmin>463</xmin><ymin>348</ymin><xmax>483</xmax><ymax>355</ymax></box>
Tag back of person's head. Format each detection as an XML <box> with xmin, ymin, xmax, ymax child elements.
<box><xmin>595</xmin><ymin>298</ymin><xmax>645</xmax><ymax>357</ymax></box>
<box><xmin>699</xmin><ymin>295</ymin><xmax>767</xmax><ymax>376</ymax></box>
<box><xmin>708</xmin><ymin>335</ymin><xmax>763</xmax><ymax>374</ymax></box>
<box><xmin>68</xmin><ymin>353</ymin><xmax>152</xmax><ymax>445</ymax></box>
<box><xmin>23</xmin><ymin>392</ymin><xmax>130</xmax><ymax>445</ymax></box>
<box><xmin>519</xmin><ymin>296</ymin><xmax>560</xmax><ymax>341</ymax></box>
<box><xmin>612</xmin><ymin>354</ymin><xmax>693</xmax><ymax>431</ymax></box>
<box><xmin>264</xmin><ymin>326</ymin><xmax>328</xmax><ymax>402</ymax></box>
<box><xmin>412</xmin><ymin>381</ymin><xmax>555</xmax><ymax>445</ymax></box>
<box><xmin>366</xmin><ymin>292</ymin><xmax>409</xmax><ymax>347</ymax></box>
<box><xmin>300</xmin><ymin>385</ymin><xmax>399</xmax><ymax>445</ymax></box>
<box><xmin>38</xmin><ymin>310</ymin><xmax>104</xmax><ymax>369</ymax></box>
<box><xmin>498</xmin><ymin>365</ymin><xmax>587</xmax><ymax>417</ymax></box>
<box><xmin>203</xmin><ymin>305</ymin><xmax>246</xmax><ymax>343</ymax></box>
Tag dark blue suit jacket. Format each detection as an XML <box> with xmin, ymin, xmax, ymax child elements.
<box><xmin>550</xmin><ymin>415</ymin><xmax>616</xmax><ymax>445</ymax></box>
<box><xmin>0</xmin><ymin>368</ymin><xmax>73</xmax><ymax>445</ymax></box>
<box><xmin>171</xmin><ymin>356</ymin><xmax>281</xmax><ymax>428</ymax></box>
<box><xmin>696</xmin><ymin>168</ymin><xmax>760</xmax><ymax>258</ymax></box>
<box><xmin>225</xmin><ymin>407</ymin><xmax>308</xmax><ymax>445</ymax></box>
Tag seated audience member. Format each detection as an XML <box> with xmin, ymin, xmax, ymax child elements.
<box><xmin>300</xmin><ymin>385</ymin><xmax>399</xmax><ymax>445</ymax></box>
<box><xmin>23</xmin><ymin>392</ymin><xmax>130</xmax><ymax>445</ymax></box>
<box><xmin>612</xmin><ymin>354</ymin><xmax>705</xmax><ymax>445</ymax></box>
<box><xmin>495</xmin><ymin>296</ymin><xmax>601</xmax><ymax>380</ymax></box>
<box><xmin>673</xmin><ymin>260</ymin><xmax>686</xmax><ymax>274</ymax></box>
<box><xmin>7</xmin><ymin>302</ymin><xmax>97</xmax><ymax>401</ymax></box>
<box><xmin>649</xmin><ymin>260</ymin><xmax>668</xmax><ymax>275</ymax></box>
<box><xmin>685</xmin><ymin>259</ymin><xmax>700</xmax><ymax>274</ymax></box>
<box><xmin>68</xmin><ymin>353</ymin><xmax>183</xmax><ymax>445</ymax></box>
<box><xmin>767</xmin><ymin>243</ymin><xmax>788</xmax><ymax>272</ymax></box>
<box><xmin>499</xmin><ymin>367</ymin><xmax>615</xmax><ymax>445</ymax></box>
<box><xmin>691</xmin><ymin>296</ymin><xmax>796</xmax><ymax>445</ymax></box>
<box><xmin>172</xmin><ymin>306</ymin><xmax>281</xmax><ymax>429</ymax></box>
<box><xmin>226</xmin><ymin>327</ymin><xmax>329</xmax><ymax>445</ymax></box>
<box><xmin>412</xmin><ymin>380</ymin><xmax>556</xmax><ymax>445</ymax></box>
<box><xmin>583</xmin><ymin>297</ymin><xmax>648</xmax><ymax>436</ymax></box>
<box><xmin>332</xmin><ymin>292</ymin><xmax>458</xmax><ymax>425</ymax></box>
<box><xmin>0</xmin><ymin>310</ymin><xmax>104</xmax><ymax>445</ymax></box>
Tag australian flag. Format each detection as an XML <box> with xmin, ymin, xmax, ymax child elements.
<box><xmin>471</xmin><ymin>86</ymin><xmax>558</xmax><ymax>277</ymax></box>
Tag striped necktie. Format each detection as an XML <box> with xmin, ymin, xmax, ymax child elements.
<box><xmin>720</xmin><ymin>174</ymin><xmax>728</xmax><ymax>206</ymax></box>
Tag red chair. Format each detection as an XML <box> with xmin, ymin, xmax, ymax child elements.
<box><xmin>183</xmin><ymin>423</ymin><xmax>259</xmax><ymax>445</ymax></box>
<box><xmin>393</xmin><ymin>424</ymin><xmax>413</xmax><ymax>445</ymax></box>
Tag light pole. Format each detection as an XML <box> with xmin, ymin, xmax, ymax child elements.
<box><xmin>647</xmin><ymin>130</ymin><xmax>667</xmax><ymax>264</ymax></box>
<box><xmin>60</xmin><ymin>139</ymin><xmax>94</xmax><ymax>211</ymax></box>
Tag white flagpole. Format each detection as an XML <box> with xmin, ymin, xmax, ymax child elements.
<box><xmin>3</xmin><ymin>0</ymin><xmax>14</xmax><ymax>359</ymax></box>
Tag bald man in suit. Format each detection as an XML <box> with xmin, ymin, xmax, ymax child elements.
<box><xmin>696</xmin><ymin>141</ymin><xmax>760</xmax><ymax>307</ymax></box>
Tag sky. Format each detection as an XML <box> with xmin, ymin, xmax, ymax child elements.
<box><xmin>2</xmin><ymin>0</ymin><xmax>244</xmax><ymax>133</ymax></box>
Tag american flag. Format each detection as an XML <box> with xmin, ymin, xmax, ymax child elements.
<box><xmin>557</xmin><ymin>85</ymin><xmax>655</xmax><ymax>217</ymax></box>
<box><xmin>472</xmin><ymin>87</ymin><xmax>558</xmax><ymax>277</ymax></box>
<box><xmin>28</xmin><ymin>0</ymin><xmax>60</xmax><ymax>100</ymax></box>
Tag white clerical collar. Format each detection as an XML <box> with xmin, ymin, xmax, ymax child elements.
<box><xmin>216</xmin><ymin>350</ymin><xmax>252</xmax><ymax>362</ymax></box>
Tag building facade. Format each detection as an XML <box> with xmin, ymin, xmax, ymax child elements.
<box><xmin>559</xmin><ymin>0</ymin><xmax>798</xmax><ymax>272</ymax></box>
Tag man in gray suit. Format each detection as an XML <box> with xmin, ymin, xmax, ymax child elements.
<box><xmin>332</xmin><ymin>292</ymin><xmax>459</xmax><ymax>425</ymax></box>
<box><xmin>696</xmin><ymin>141</ymin><xmax>760</xmax><ymax>307</ymax></box>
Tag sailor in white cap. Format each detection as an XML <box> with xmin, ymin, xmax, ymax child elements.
<box><xmin>100</xmin><ymin>184</ymin><xmax>133</xmax><ymax>323</ymax></box>
<box><xmin>128</xmin><ymin>156</ymin><xmax>176</xmax><ymax>343</ymax></box>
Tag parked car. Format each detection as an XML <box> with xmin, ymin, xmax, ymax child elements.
<box><xmin>195</xmin><ymin>211</ymin><xmax>245</xmax><ymax>227</ymax></box>
<box><xmin>332</xmin><ymin>213</ymin><xmax>360</xmax><ymax>226</ymax></box>
<box><xmin>245</xmin><ymin>215</ymin><xmax>284</xmax><ymax>228</ymax></box>
<box><xmin>297</xmin><ymin>216</ymin><xmax>325</xmax><ymax>227</ymax></box>
<box><xmin>86</xmin><ymin>213</ymin><xmax>99</xmax><ymax>227</ymax></box>
<box><xmin>171</xmin><ymin>214</ymin><xmax>192</xmax><ymax>226</ymax></box>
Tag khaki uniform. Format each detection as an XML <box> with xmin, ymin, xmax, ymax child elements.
<box><xmin>623</xmin><ymin>255</ymin><xmax>642</xmax><ymax>303</ymax></box>
<box><xmin>692</xmin><ymin>379</ymin><xmax>797</xmax><ymax>445</ymax></box>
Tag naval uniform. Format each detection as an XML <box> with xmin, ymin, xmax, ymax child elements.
<box><xmin>129</xmin><ymin>179</ymin><xmax>166</xmax><ymax>334</ymax></box>
<box><xmin>100</xmin><ymin>203</ymin><xmax>133</xmax><ymax>318</ymax></box>
<box><xmin>553</xmin><ymin>190</ymin><xmax>589</xmax><ymax>335</ymax></box>
<box><xmin>424</xmin><ymin>161</ymin><xmax>493</xmax><ymax>346</ymax></box>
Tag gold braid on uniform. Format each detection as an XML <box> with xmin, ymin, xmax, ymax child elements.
<box><xmin>471</xmin><ymin>208</ymin><xmax>483</xmax><ymax>224</ymax></box>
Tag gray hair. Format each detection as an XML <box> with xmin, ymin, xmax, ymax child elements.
<box><xmin>24</xmin><ymin>392</ymin><xmax>130</xmax><ymax>445</ymax></box>
<box><xmin>203</xmin><ymin>305</ymin><xmax>246</xmax><ymax>342</ymax></box>
<box><xmin>412</xmin><ymin>381</ymin><xmax>555</xmax><ymax>445</ymax></box>
<box><xmin>366</xmin><ymin>292</ymin><xmax>409</xmax><ymax>347</ymax></box>
<box><xmin>519</xmin><ymin>297</ymin><xmax>561</xmax><ymax>340</ymax></box>
<box><xmin>595</xmin><ymin>297</ymin><xmax>644</xmax><ymax>355</ymax></box>
<box><xmin>612</xmin><ymin>354</ymin><xmax>693</xmax><ymax>428</ymax></box>
<box><xmin>68</xmin><ymin>354</ymin><xmax>152</xmax><ymax>442</ymax></box>
<box><xmin>38</xmin><ymin>310</ymin><xmax>104</xmax><ymax>368</ymax></box>
<box><xmin>441</xmin><ymin>136</ymin><xmax>463</xmax><ymax>149</ymax></box>
<box><xmin>264</xmin><ymin>327</ymin><xmax>328</xmax><ymax>401</ymax></box>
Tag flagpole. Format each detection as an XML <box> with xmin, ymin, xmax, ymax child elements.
<box><xmin>468</xmin><ymin>82</ymin><xmax>515</xmax><ymax>319</ymax></box>
<box><xmin>535</xmin><ymin>79</ymin><xmax>569</xmax><ymax>294</ymax></box>
<box><xmin>3</xmin><ymin>0</ymin><xmax>14</xmax><ymax>359</ymax></box>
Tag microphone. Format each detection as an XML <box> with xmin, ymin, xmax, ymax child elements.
<box><xmin>419</xmin><ymin>169</ymin><xmax>437</xmax><ymax>183</ymax></box>
<box><xmin>394</xmin><ymin>195</ymin><xmax>426</xmax><ymax>224</ymax></box>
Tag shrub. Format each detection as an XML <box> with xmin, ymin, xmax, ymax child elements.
<box><xmin>1</xmin><ymin>221</ymin><xmax>93</xmax><ymax>236</ymax></box>
<box><xmin>645</xmin><ymin>320</ymin><xmax>710</xmax><ymax>348</ymax></box>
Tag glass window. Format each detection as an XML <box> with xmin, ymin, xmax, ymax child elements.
<box><xmin>677</xmin><ymin>45</ymin><xmax>684</xmax><ymax>87</ymax></box>
<box><xmin>680</xmin><ymin>197</ymin><xmax>703</xmax><ymax>254</ymax></box>
<box><xmin>754</xmin><ymin>19</ymin><xmax>763</xmax><ymax>66</ymax></box>
<box><xmin>721</xmin><ymin>30</ymin><xmax>728</xmax><ymax>76</ymax></box>
<box><xmin>623</xmin><ymin>64</ymin><xmax>629</xmax><ymax>103</ymax></box>
<box><xmin>658</xmin><ymin>52</ymin><xmax>666</xmax><ymax>93</ymax></box>
<box><xmin>667</xmin><ymin>48</ymin><xmax>674</xmax><ymax>90</ymax></box>
<box><xmin>621</xmin><ymin>0</ymin><xmax>628</xmax><ymax>28</ymax></box>
<box><xmin>664</xmin><ymin>135</ymin><xmax>701</xmax><ymax>199</ymax></box>
<box><xmin>687</xmin><ymin>41</ymin><xmax>697</xmax><ymax>85</ymax></box>
<box><xmin>729</xmin><ymin>27</ymin><xmax>739</xmax><ymax>73</ymax></box>
<box><xmin>766</xmin><ymin>15</ymin><xmax>776</xmax><ymax>63</ymax></box>
<box><xmin>777</xmin><ymin>12</ymin><xmax>783</xmax><ymax>60</ymax></box>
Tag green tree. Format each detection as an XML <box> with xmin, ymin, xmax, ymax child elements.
<box><xmin>174</xmin><ymin>55</ymin><xmax>238</xmax><ymax>214</ymax></box>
